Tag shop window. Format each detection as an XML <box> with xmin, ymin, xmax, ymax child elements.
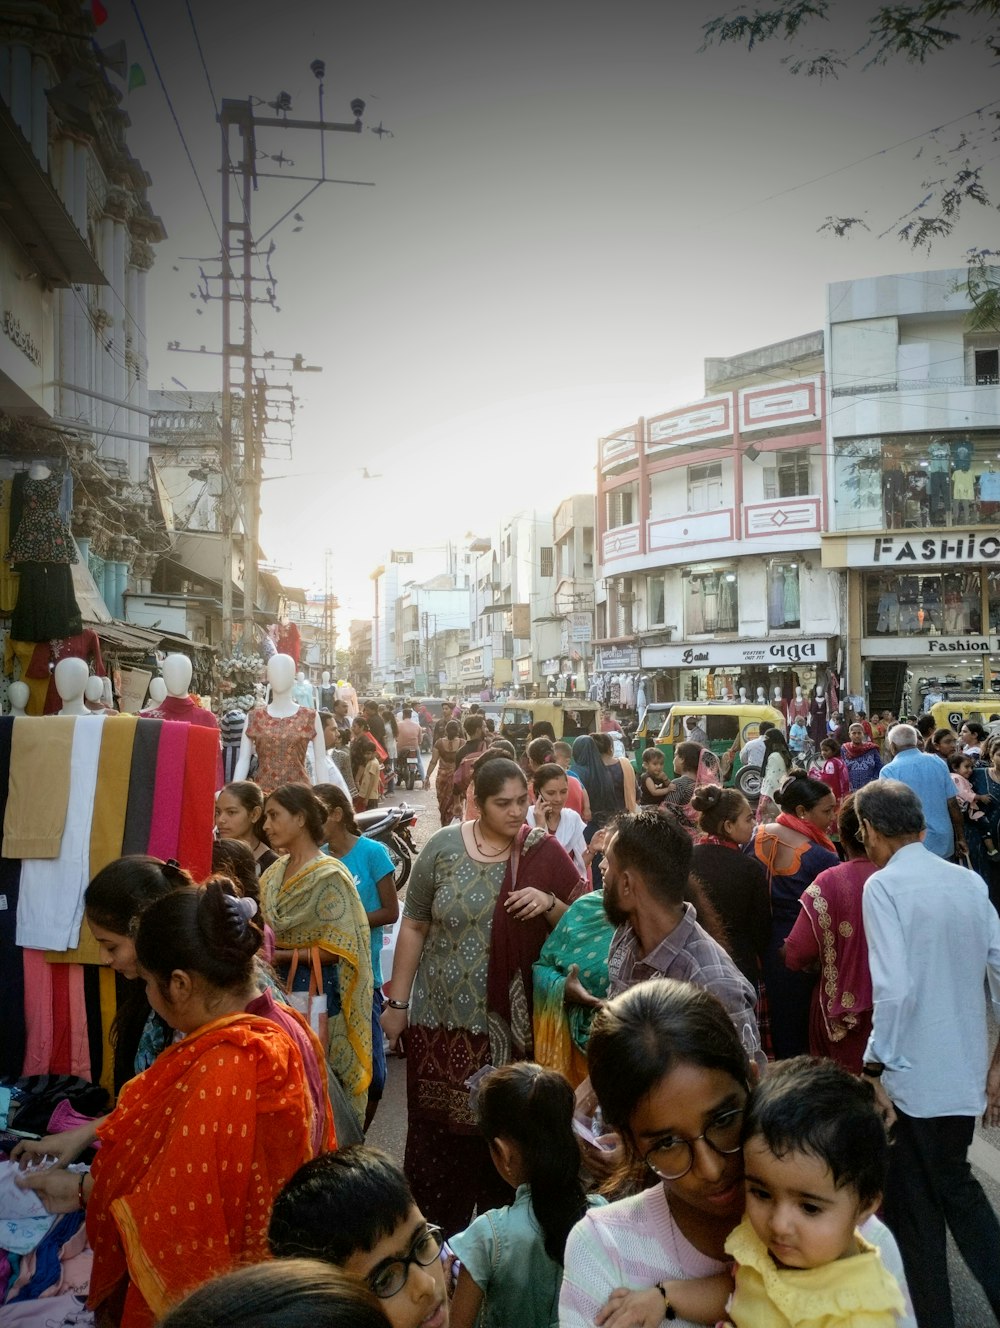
<box><xmin>865</xmin><ymin>569</ymin><xmax>981</xmax><ymax>637</ymax></box>
<box><xmin>975</xmin><ymin>348</ymin><xmax>999</xmax><ymax>386</ymax></box>
<box><xmin>763</xmin><ymin>449</ymin><xmax>811</xmax><ymax>499</ymax></box>
<box><xmin>688</xmin><ymin>462</ymin><xmax>723</xmax><ymax>512</ymax></box>
<box><xmin>540</xmin><ymin>546</ymin><xmax>554</xmax><ymax>577</ymax></box>
<box><xmin>607</xmin><ymin>485</ymin><xmax>636</xmax><ymax>529</ymax></box>
<box><xmin>685</xmin><ymin>567</ymin><xmax>738</xmax><ymax>634</ymax></box>
<box><xmin>613</xmin><ymin>577</ymin><xmax>635</xmax><ymax>636</ymax></box>
<box><xmin>647</xmin><ymin>574</ymin><xmax>666</xmax><ymax>626</ymax></box>
<box><xmin>767</xmin><ymin>561</ymin><xmax>801</xmax><ymax>628</ymax></box>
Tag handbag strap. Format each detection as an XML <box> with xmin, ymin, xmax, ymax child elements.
<box><xmin>284</xmin><ymin>947</ymin><xmax>301</xmax><ymax>995</ymax></box>
<box><xmin>310</xmin><ymin>946</ymin><xmax>325</xmax><ymax>997</ymax></box>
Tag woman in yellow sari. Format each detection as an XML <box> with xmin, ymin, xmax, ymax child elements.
<box><xmin>260</xmin><ymin>783</ymin><xmax>374</xmax><ymax>1129</ymax></box>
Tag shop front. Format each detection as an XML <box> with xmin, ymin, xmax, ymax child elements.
<box><xmin>641</xmin><ymin>637</ymin><xmax>837</xmax><ymax>708</ymax></box>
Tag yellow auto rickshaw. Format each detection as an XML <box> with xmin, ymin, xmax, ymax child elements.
<box><xmin>498</xmin><ymin>699</ymin><xmax>602</xmax><ymax>753</ymax></box>
<box><xmin>648</xmin><ymin>701</ymin><xmax>786</xmax><ymax>798</ymax></box>
<box><xmin>928</xmin><ymin>699</ymin><xmax>998</xmax><ymax>735</ymax></box>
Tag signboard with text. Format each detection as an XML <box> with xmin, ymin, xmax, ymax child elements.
<box><xmin>844</xmin><ymin>533</ymin><xmax>1000</xmax><ymax>568</ymax></box>
<box><xmin>642</xmin><ymin>638</ymin><xmax>831</xmax><ymax>668</ymax></box>
<box><xmin>596</xmin><ymin>644</ymin><xmax>640</xmax><ymax>670</ymax></box>
<box><xmin>861</xmin><ymin>636</ymin><xmax>999</xmax><ymax>658</ymax></box>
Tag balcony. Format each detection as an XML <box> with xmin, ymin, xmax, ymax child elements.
<box><xmin>647</xmin><ymin>508</ymin><xmax>734</xmax><ymax>552</ymax></box>
<box><xmin>602</xmin><ymin>523</ymin><xmax>641</xmax><ymax>562</ymax></box>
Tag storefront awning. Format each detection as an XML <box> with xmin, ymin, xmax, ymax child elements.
<box><xmin>87</xmin><ymin>620</ymin><xmax>163</xmax><ymax>654</ymax></box>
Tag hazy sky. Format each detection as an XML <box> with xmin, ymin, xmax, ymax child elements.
<box><xmin>100</xmin><ymin>0</ymin><xmax>998</xmax><ymax>625</ymax></box>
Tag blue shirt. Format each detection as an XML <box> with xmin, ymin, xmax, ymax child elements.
<box><xmin>863</xmin><ymin>841</ymin><xmax>1000</xmax><ymax>1117</ymax></box>
<box><xmin>338</xmin><ymin>837</ymin><xmax>395</xmax><ymax>986</ymax></box>
<box><xmin>879</xmin><ymin>748</ymin><xmax>956</xmax><ymax>858</ymax></box>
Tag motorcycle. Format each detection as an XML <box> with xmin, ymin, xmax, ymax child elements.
<box><xmin>397</xmin><ymin>745</ymin><xmax>421</xmax><ymax>791</ymax></box>
<box><xmin>355</xmin><ymin>802</ymin><xmax>418</xmax><ymax>892</ymax></box>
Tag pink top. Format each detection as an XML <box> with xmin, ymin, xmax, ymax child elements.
<box><xmin>141</xmin><ymin>694</ymin><xmax>219</xmax><ymax>729</ymax></box>
<box><xmin>951</xmin><ymin>771</ymin><xmax>985</xmax><ymax>820</ymax></box>
<box><xmin>244</xmin><ymin>986</ymin><xmax>327</xmax><ymax>1156</ymax></box>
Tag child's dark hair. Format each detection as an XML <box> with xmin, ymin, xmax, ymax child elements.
<box><xmin>269</xmin><ymin>1146</ymin><xmax>414</xmax><ymax>1264</ymax></box>
<box><xmin>212</xmin><ymin>837</ymin><xmax>260</xmax><ymax>905</ymax></box>
<box><xmin>820</xmin><ymin>737</ymin><xmax>840</xmax><ymax>758</ymax></box>
<box><xmin>476</xmin><ymin>1062</ymin><xmax>587</xmax><ymax>1265</ymax></box>
<box><xmin>642</xmin><ymin>747</ymin><xmax>664</xmax><ymax>764</ymax></box>
<box><xmin>159</xmin><ymin>1258</ymin><xmax>389</xmax><ymax>1328</ymax></box>
<box><xmin>948</xmin><ymin>750</ymin><xmax>972</xmax><ymax>773</ymax></box>
<box><xmin>313</xmin><ymin>783</ymin><xmax>360</xmax><ymax>836</ymax></box>
<box><xmin>742</xmin><ymin>1056</ymin><xmax>888</xmax><ymax>1208</ymax></box>
<box><xmin>135</xmin><ymin>876</ymin><xmax>262</xmax><ymax>995</ymax></box>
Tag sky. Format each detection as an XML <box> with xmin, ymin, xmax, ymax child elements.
<box><xmin>98</xmin><ymin>0</ymin><xmax>999</xmax><ymax>627</ymax></box>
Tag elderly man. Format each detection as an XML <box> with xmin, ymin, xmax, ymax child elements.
<box><xmin>602</xmin><ymin>808</ymin><xmax>765</xmax><ymax>1070</ymax></box>
<box><xmin>683</xmin><ymin>714</ymin><xmax>708</xmax><ymax>747</ymax></box>
<box><xmin>878</xmin><ymin>722</ymin><xmax>966</xmax><ymax>859</ymax></box>
<box><xmin>856</xmin><ymin>779</ymin><xmax>1000</xmax><ymax>1328</ymax></box>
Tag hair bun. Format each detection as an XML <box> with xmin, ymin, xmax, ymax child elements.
<box><xmin>691</xmin><ymin>783</ymin><xmax>722</xmax><ymax>812</ymax></box>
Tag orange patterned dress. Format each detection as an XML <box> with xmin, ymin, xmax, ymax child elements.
<box><xmin>246</xmin><ymin>705</ymin><xmax>317</xmax><ymax>792</ymax></box>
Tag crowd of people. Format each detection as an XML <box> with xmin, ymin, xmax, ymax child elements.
<box><xmin>6</xmin><ymin>699</ymin><xmax>1000</xmax><ymax>1328</ymax></box>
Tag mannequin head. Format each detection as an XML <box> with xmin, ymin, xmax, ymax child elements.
<box><xmin>756</xmin><ymin>687</ymin><xmax>766</xmax><ymax>702</ymax></box>
<box><xmin>84</xmin><ymin>676</ymin><xmax>105</xmax><ymax>704</ymax></box>
<box><xmin>148</xmin><ymin>676</ymin><xmax>168</xmax><ymax>705</ymax></box>
<box><xmin>268</xmin><ymin>653</ymin><xmax>296</xmax><ymax>696</ymax></box>
<box><xmin>8</xmin><ymin>681</ymin><xmax>28</xmax><ymax>716</ymax></box>
<box><xmin>816</xmin><ymin>686</ymin><xmax>824</xmax><ymax>699</ymax></box>
<box><xmin>55</xmin><ymin>657</ymin><xmax>89</xmax><ymax>712</ymax></box>
<box><xmin>296</xmin><ymin>670</ymin><xmax>306</xmax><ymax>683</ymax></box>
<box><xmin>795</xmin><ymin>685</ymin><xmax>803</xmax><ymax>698</ymax></box>
<box><xmin>738</xmin><ymin>687</ymin><xmax>748</xmax><ymax>702</ymax></box>
<box><xmin>773</xmin><ymin>686</ymin><xmax>781</xmax><ymax>700</ymax></box>
<box><xmin>321</xmin><ymin>670</ymin><xmax>331</xmax><ymax>685</ymax></box>
<box><xmin>162</xmin><ymin>654</ymin><xmax>193</xmax><ymax>698</ymax></box>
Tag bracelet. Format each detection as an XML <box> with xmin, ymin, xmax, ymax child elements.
<box><xmin>862</xmin><ymin>1062</ymin><xmax>885</xmax><ymax>1078</ymax></box>
<box><xmin>655</xmin><ymin>1283</ymin><xmax>676</xmax><ymax>1321</ymax></box>
<box><xmin>77</xmin><ymin>1172</ymin><xmax>87</xmax><ymax>1210</ymax></box>
<box><xmin>386</xmin><ymin>998</ymin><xmax>410</xmax><ymax>1010</ymax></box>
<box><xmin>545</xmin><ymin>892</ymin><xmax>556</xmax><ymax>914</ymax></box>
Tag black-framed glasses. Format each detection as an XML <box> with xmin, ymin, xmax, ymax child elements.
<box><xmin>642</xmin><ymin>1107</ymin><xmax>745</xmax><ymax>1181</ymax></box>
<box><xmin>366</xmin><ymin>1225</ymin><xmax>444</xmax><ymax>1299</ymax></box>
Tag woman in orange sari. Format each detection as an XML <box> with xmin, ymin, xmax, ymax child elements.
<box><xmin>18</xmin><ymin>878</ymin><xmax>327</xmax><ymax>1328</ymax></box>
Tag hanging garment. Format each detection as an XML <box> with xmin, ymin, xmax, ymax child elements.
<box><xmin>146</xmin><ymin>721</ymin><xmax>190</xmax><ymax>862</ymax></box>
<box><xmin>717</xmin><ymin>574</ymin><xmax>735</xmax><ymax>630</ymax></box>
<box><xmin>11</xmin><ymin>564</ymin><xmax>82</xmax><ymax>642</ymax></box>
<box><xmin>687</xmin><ymin>577</ymin><xmax>705</xmax><ymax>633</ymax></box>
<box><xmin>3</xmin><ymin>717</ymin><xmax>76</xmax><ymax>858</ymax></box>
<box><xmin>16</xmin><ymin>717</ymin><xmax>105</xmax><ymax>951</ymax></box>
<box><xmin>140</xmin><ymin>694</ymin><xmax>221</xmax><ymax>784</ymax></box>
<box><xmin>0</xmin><ymin>478</ymin><xmax>21</xmax><ymax>613</ymax></box>
<box><xmin>768</xmin><ymin>567</ymin><xmax>785</xmax><ymax>627</ymax></box>
<box><xmin>220</xmin><ymin>707</ymin><xmax>247</xmax><ymax>782</ymax></box>
<box><xmin>7</xmin><ymin>473</ymin><xmax>78</xmax><ymax>565</ymax></box>
<box><xmin>122</xmin><ymin>718</ymin><xmax>162</xmax><ymax>855</ymax></box>
<box><xmin>274</xmin><ymin>620</ymin><xmax>301</xmax><ymax>664</ymax></box>
<box><xmin>782</xmin><ymin>568</ymin><xmax>800</xmax><ymax>624</ymax></box>
<box><xmin>0</xmin><ymin>717</ymin><xmax>25</xmax><ymax>1079</ymax></box>
<box><xmin>177</xmin><ymin>726</ymin><xmax>219</xmax><ymax>882</ymax></box>
<box><xmin>245</xmin><ymin>706</ymin><xmax>318</xmax><ymax>793</ymax></box>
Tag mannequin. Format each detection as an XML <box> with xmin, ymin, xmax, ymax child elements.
<box><xmin>147</xmin><ymin>676</ymin><xmax>167</xmax><ymax>707</ymax></box>
<box><xmin>738</xmin><ymin>687</ymin><xmax>748</xmax><ymax>703</ymax></box>
<box><xmin>336</xmin><ymin>679</ymin><xmax>359</xmax><ymax>717</ymax></box>
<box><xmin>808</xmin><ymin>684</ymin><xmax>828</xmax><ymax>747</ymax></box>
<box><xmin>788</xmin><ymin>685</ymin><xmax>809</xmax><ymax>722</ymax></box>
<box><xmin>292</xmin><ymin>669</ymin><xmax>316</xmax><ymax>707</ymax></box>
<box><xmin>84</xmin><ymin>675</ymin><xmax>111</xmax><ymax>713</ymax></box>
<box><xmin>756</xmin><ymin>687</ymin><xmax>767</xmax><ymax>704</ymax></box>
<box><xmin>318</xmin><ymin>668</ymin><xmax>337</xmax><ymax>711</ymax></box>
<box><xmin>8</xmin><ymin>680</ymin><xmax>28</xmax><ymax>717</ymax></box>
<box><xmin>141</xmin><ymin>654</ymin><xmax>218</xmax><ymax>728</ymax></box>
<box><xmin>234</xmin><ymin>653</ymin><xmax>334</xmax><ymax>793</ymax></box>
<box><xmin>28</xmin><ymin>461</ymin><xmax>50</xmax><ymax>480</ymax></box>
<box><xmin>54</xmin><ymin>657</ymin><xmax>90</xmax><ymax>717</ymax></box>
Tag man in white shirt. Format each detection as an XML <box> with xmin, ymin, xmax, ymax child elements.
<box><xmin>855</xmin><ymin>778</ymin><xmax>1000</xmax><ymax>1328</ymax></box>
<box><xmin>738</xmin><ymin>719</ymin><xmax>773</xmax><ymax>770</ymax></box>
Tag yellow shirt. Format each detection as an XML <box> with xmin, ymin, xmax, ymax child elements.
<box><xmin>725</xmin><ymin>1215</ymin><xmax>905</xmax><ymax>1327</ymax></box>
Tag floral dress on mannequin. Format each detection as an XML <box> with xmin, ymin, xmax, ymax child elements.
<box><xmin>245</xmin><ymin>707</ymin><xmax>317</xmax><ymax>793</ymax></box>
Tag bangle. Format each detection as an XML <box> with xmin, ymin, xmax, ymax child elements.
<box><xmin>655</xmin><ymin>1283</ymin><xmax>676</xmax><ymax>1321</ymax></box>
<box><xmin>545</xmin><ymin>892</ymin><xmax>556</xmax><ymax>914</ymax></box>
<box><xmin>862</xmin><ymin>1062</ymin><xmax>885</xmax><ymax>1078</ymax></box>
<box><xmin>386</xmin><ymin>998</ymin><xmax>410</xmax><ymax>1010</ymax></box>
<box><xmin>77</xmin><ymin>1172</ymin><xmax>87</xmax><ymax>1210</ymax></box>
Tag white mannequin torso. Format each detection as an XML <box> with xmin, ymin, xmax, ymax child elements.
<box><xmin>233</xmin><ymin>653</ymin><xmax>335</xmax><ymax>788</ymax></box>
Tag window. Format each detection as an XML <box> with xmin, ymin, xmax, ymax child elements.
<box><xmin>647</xmin><ymin>574</ymin><xmax>666</xmax><ymax>626</ymax></box>
<box><xmin>685</xmin><ymin>568</ymin><xmax>738</xmax><ymax>634</ymax></box>
<box><xmin>613</xmin><ymin>577</ymin><xmax>634</xmax><ymax>636</ymax></box>
<box><xmin>607</xmin><ymin>485</ymin><xmax>636</xmax><ymax>529</ymax></box>
<box><xmin>975</xmin><ymin>348</ymin><xmax>999</xmax><ymax>386</ymax></box>
<box><xmin>865</xmin><ymin>569</ymin><xmax>981</xmax><ymax>636</ymax></box>
<box><xmin>540</xmin><ymin>546</ymin><xmax>554</xmax><ymax>577</ymax></box>
<box><xmin>764</xmin><ymin>449</ymin><xmax>811</xmax><ymax>499</ymax></box>
<box><xmin>688</xmin><ymin>462</ymin><xmax>723</xmax><ymax>511</ymax></box>
<box><xmin>767</xmin><ymin>561</ymin><xmax>800</xmax><ymax>629</ymax></box>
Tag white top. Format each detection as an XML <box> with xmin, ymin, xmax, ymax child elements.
<box><xmin>558</xmin><ymin>1182</ymin><xmax>914</xmax><ymax>1328</ymax></box>
<box><xmin>863</xmin><ymin>840</ymin><xmax>1000</xmax><ymax>1117</ymax></box>
<box><xmin>526</xmin><ymin>805</ymin><xmax>588</xmax><ymax>878</ymax></box>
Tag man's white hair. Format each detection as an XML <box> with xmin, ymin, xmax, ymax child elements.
<box><xmin>888</xmin><ymin>723</ymin><xmax>919</xmax><ymax>750</ymax></box>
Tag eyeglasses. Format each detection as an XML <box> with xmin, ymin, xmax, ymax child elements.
<box><xmin>642</xmin><ymin>1106</ymin><xmax>745</xmax><ymax>1181</ymax></box>
<box><xmin>366</xmin><ymin>1225</ymin><xmax>445</xmax><ymax>1299</ymax></box>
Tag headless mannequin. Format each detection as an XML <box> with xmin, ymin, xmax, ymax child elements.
<box><xmin>147</xmin><ymin>676</ymin><xmax>167</xmax><ymax>707</ymax></box>
<box><xmin>55</xmin><ymin>657</ymin><xmax>90</xmax><ymax>716</ymax></box>
<box><xmin>8</xmin><ymin>680</ymin><xmax>28</xmax><ymax>717</ymax></box>
<box><xmin>233</xmin><ymin>653</ymin><xmax>335</xmax><ymax>789</ymax></box>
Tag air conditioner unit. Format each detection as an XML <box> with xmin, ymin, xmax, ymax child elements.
<box><xmin>619</xmin><ymin>593</ymin><xmax>636</xmax><ymax>604</ymax></box>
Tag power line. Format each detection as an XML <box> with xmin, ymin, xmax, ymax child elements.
<box><xmin>184</xmin><ymin>0</ymin><xmax>219</xmax><ymax>118</ymax></box>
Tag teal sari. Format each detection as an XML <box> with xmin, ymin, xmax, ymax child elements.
<box><xmin>531</xmin><ymin>890</ymin><xmax>613</xmax><ymax>1087</ymax></box>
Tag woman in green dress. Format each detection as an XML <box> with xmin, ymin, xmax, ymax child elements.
<box><xmin>381</xmin><ymin>757</ymin><xmax>583</xmax><ymax>1236</ymax></box>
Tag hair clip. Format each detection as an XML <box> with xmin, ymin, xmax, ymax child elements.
<box><xmin>226</xmin><ymin>894</ymin><xmax>258</xmax><ymax>921</ymax></box>
<box><xmin>165</xmin><ymin>858</ymin><xmax>181</xmax><ymax>870</ymax></box>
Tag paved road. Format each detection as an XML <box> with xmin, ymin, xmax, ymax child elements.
<box><xmin>369</xmin><ymin>779</ymin><xmax>1000</xmax><ymax>1325</ymax></box>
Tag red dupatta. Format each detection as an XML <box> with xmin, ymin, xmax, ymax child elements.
<box><xmin>486</xmin><ymin>825</ymin><xmax>582</xmax><ymax>1065</ymax></box>
<box><xmin>793</xmin><ymin>858</ymin><xmax>876</xmax><ymax>1039</ymax></box>
<box><xmin>88</xmin><ymin>1014</ymin><xmax>313</xmax><ymax>1328</ymax></box>
<box><xmin>775</xmin><ymin>811</ymin><xmax>837</xmax><ymax>855</ymax></box>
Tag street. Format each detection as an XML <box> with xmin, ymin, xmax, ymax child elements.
<box><xmin>370</xmin><ymin>778</ymin><xmax>1000</xmax><ymax>1325</ymax></box>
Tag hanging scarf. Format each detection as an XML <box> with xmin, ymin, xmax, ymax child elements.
<box><xmin>88</xmin><ymin>1014</ymin><xmax>313</xmax><ymax>1328</ymax></box>
<box><xmin>699</xmin><ymin>833</ymin><xmax>740</xmax><ymax>850</ymax></box>
<box><xmin>775</xmin><ymin>811</ymin><xmax>837</xmax><ymax>855</ymax></box>
<box><xmin>842</xmin><ymin>741</ymin><xmax>878</xmax><ymax>760</ymax></box>
<box><xmin>485</xmin><ymin>824</ymin><xmax>583</xmax><ymax>1066</ymax></box>
<box><xmin>260</xmin><ymin>854</ymin><xmax>374</xmax><ymax>1127</ymax></box>
<box><xmin>532</xmin><ymin>891</ymin><xmax>614</xmax><ymax>1089</ymax></box>
<box><xmin>793</xmin><ymin>859</ymin><xmax>876</xmax><ymax>1042</ymax></box>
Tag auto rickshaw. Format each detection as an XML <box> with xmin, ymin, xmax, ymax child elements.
<box><xmin>646</xmin><ymin>701</ymin><xmax>786</xmax><ymax>798</ymax></box>
<box><xmin>632</xmin><ymin>702</ymin><xmax>677</xmax><ymax>766</ymax></box>
<box><xmin>498</xmin><ymin>699</ymin><xmax>602</xmax><ymax>754</ymax></box>
<box><xmin>927</xmin><ymin>699</ymin><xmax>1000</xmax><ymax>734</ymax></box>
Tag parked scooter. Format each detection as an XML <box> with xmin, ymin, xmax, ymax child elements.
<box><xmin>355</xmin><ymin>802</ymin><xmax>418</xmax><ymax>891</ymax></box>
<box><xmin>397</xmin><ymin>746</ymin><xmax>420</xmax><ymax>791</ymax></box>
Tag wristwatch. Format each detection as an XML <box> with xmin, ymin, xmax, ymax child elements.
<box><xmin>862</xmin><ymin>1062</ymin><xmax>885</xmax><ymax>1078</ymax></box>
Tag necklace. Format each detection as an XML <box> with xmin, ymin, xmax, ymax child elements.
<box><xmin>472</xmin><ymin>819</ymin><xmax>515</xmax><ymax>858</ymax></box>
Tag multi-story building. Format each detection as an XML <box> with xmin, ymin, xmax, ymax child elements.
<box><xmin>820</xmin><ymin>267</ymin><xmax>1000</xmax><ymax>717</ymax></box>
<box><xmin>595</xmin><ymin>333</ymin><xmax>843</xmax><ymax>713</ymax></box>
<box><xmin>543</xmin><ymin>493</ymin><xmax>595</xmax><ymax>694</ymax></box>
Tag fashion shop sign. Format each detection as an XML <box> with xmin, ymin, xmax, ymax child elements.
<box><xmin>846</xmin><ymin>534</ymin><xmax>1000</xmax><ymax>567</ymax></box>
<box><xmin>642</xmin><ymin>638</ymin><xmax>830</xmax><ymax>668</ymax></box>
<box><xmin>862</xmin><ymin>635</ymin><xmax>1000</xmax><ymax>658</ymax></box>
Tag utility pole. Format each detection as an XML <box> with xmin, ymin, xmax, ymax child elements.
<box><xmin>215</xmin><ymin>76</ymin><xmax>367</xmax><ymax>649</ymax></box>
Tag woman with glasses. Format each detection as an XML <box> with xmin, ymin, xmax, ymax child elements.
<box><xmin>559</xmin><ymin>979</ymin><xmax>913</xmax><ymax>1328</ymax></box>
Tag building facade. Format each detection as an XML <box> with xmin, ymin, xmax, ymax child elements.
<box><xmin>595</xmin><ymin>333</ymin><xmax>843</xmax><ymax>717</ymax></box>
<box><xmin>820</xmin><ymin>268</ymin><xmax>1000</xmax><ymax>717</ymax></box>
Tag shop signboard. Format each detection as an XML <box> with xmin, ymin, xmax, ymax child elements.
<box><xmin>569</xmin><ymin>612</ymin><xmax>592</xmax><ymax>642</ymax></box>
<box><xmin>642</xmin><ymin>638</ymin><xmax>831</xmax><ymax>668</ymax></box>
<box><xmin>861</xmin><ymin>635</ymin><xmax>1000</xmax><ymax>658</ymax></box>
<box><xmin>596</xmin><ymin>644</ymin><xmax>640</xmax><ymax>670</ymax></box>
<box><xmin>515</xmin><ymin>656</ymin><xmax>533</xmax><ymax>683</ymax></box>
<box><xmin>460</xmin><ymin>651</ymin><xmax>484</xmax><ymax>678</ymax></box>
<box><xmin>843</xmin><ymin>533</ymin><xmax>1000</xmax><ymax>567</ymax></box>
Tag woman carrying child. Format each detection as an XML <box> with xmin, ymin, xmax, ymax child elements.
<box><xmin>449</xmin><ymin>1063</ymin><xmax>603</xmax><ymax>1328</ymax></box>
